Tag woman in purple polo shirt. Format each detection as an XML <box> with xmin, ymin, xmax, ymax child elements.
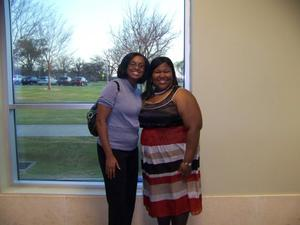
<box><xmin>96</xmin><ymin>52</ymin><xmax>149</xmax><ymax>225</ymax></box>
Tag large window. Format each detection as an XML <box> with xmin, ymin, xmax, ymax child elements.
<box><xmin>3</xmin><ymin>0</ymin><xmax>190</xmax><ymax>183</ymax></box>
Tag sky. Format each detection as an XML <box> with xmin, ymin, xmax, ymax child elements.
<box><xmin>44</xmin><ymin>0</ymin><xmax>184</xmax><ymax>62</ymax></box>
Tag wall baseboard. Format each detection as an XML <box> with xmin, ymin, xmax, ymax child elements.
<box><xmin>0</xmin><ymin>194</ymin><xmax>299</xmax><ymax>225</ymax></box>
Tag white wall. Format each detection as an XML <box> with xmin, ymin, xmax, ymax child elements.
<box><xmin>192</xmin><ymin>0</ymin><xmax>300</xmax><ymax>195</ymax></box>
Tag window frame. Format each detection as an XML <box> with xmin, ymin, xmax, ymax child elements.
<box><xmin>0</xmin><ymin>0</ymin><xmax>191</xmax><ymax>193</ymax></box>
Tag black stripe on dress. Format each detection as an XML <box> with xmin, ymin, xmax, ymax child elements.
<box><xmin>142</xmin><ymin>159</ymin><xmax>200</xmax><ymax>175</ymax></box>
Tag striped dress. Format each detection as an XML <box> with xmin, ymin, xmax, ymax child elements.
<box><xmin>139</xmin><ymin>86</ymin><xmax>202</xmax><ymax>218</ymax></box>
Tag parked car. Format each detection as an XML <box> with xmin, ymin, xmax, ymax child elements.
<box><xmin>13</xmin><ymin>74</ymin><xmax>23</xmax><ymax>85</ymax></box>
<box><xmin>21</xmin><ymin>76</ymin><xmax>38</xmax><ymax>85</ymax></box>
<box><xmin>57</xmin><ymin>76</ymin><xmax>72</xmax><ymax>86</ymax></box>
<box><xmin>37</xmin><ymin>76</ymin><xmax>57</xmax><ymax>85</ymax></box>
<box><xmin>71</xmin><ymin>76</ymin><xmax>88</xmax><ymax>86</ymax></box>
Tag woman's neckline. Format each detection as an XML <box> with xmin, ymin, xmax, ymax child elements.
<box><xmin>145</xmin><ymin>85</ymin><xmax>177</xmax><ymax>104</ymax></box>
<box><xmin>153</xmin><ymin>84</ymin><xmax>173</xmax><ymax>96</ymax></box>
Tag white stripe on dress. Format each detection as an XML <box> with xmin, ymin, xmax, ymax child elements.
<box><xmin>142</xmin><ymin>144</ymin><xmax>199</xmax><ymax>164</ymax></box>
<box><xmin>143</xmin><ymin>182</ymin><xmax>201</xmax><ymax>202</ymax></box>
<box><xmin>143</xmin><ymin>170</ymin><xmax>200</xmax><ymax>179</ymax></box>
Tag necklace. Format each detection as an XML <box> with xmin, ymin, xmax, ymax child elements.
<box><xmin>153</xmin><ymin>84</ymin><xmax>174</xmax><ymax>96</ymax></box>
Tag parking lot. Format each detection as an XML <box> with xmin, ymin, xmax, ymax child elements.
<box><xmin>13</xmin><ymin>75</ymin><xmax>89</xmax><ymax>86</ymax></box>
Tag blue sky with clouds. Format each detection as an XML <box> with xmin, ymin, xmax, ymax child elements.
<box><xmin>44</xmin><ymin>0</ymin><xmax>184</xmax><ymax>62</ymax></box>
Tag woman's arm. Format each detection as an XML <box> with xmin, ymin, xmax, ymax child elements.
<box><xmin>173</xmin><ymin>88</ymin><xmax>202</xmax><ymax>176</ymax></box>
<box><xmin>96</xmin><ymin>104</ymin><xmax>120</xmax><ymax>179</ymax></box>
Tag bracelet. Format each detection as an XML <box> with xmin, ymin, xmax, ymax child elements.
<box><xmin>182</xmin><ymin>161</ymin><xmax>192</xmax><ymax>167</ymax></box>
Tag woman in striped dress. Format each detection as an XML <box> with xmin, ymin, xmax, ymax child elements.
<box><xmin>139</xmin><ymin>56</ymin><xmax>203</xmax><ymax>225</ymax></box>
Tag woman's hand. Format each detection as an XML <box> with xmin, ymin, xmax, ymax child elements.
<box><xmin>105</xmin><ymin>154</ymin><xmax>120</xmax><ymax>179</ymax></box>
<box><xmin>178</xmin><ymin>161</ymin><xmax>192</xmax><ymax>177</ymax></box>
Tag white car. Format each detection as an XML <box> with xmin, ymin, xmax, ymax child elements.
<box><xmin>13</xmin><ymin>74</ymin><xmax>23</xmax><ymax>85</ymax></box>
<box><xmin>37</xmin><ymin>76</ymin><xmax>57</xmax><ymax>85</ymax></box>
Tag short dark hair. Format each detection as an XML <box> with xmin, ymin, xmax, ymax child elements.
<box><xmin>117</xmin><ymin>52</ymin><xmax>149</xmax><ymax>84</ymax></box>
<box><xmin>142</xmin><ymin>56</ymin><xmax>178</xmax><ymax>99</ymax></box>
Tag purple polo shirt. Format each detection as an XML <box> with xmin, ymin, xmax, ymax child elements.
<box><xmin>97</xmin><ymin>78</ymin><xmax>142</xmax><ymax>151</ymax></box>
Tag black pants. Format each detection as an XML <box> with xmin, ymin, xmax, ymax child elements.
<box><xmin>97</xmin><ymin>145</ymin><xmax>138</xmax><ymax>225</ymax></box>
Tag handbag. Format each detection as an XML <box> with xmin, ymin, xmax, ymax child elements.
<box><xmin>87</xmin><ymin>80</ymin><xmax>120</xmax><ymax>136</ymax></box>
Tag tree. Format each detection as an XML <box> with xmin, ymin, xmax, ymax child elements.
<box><xmin>10</xmin><ymin>0</ymin><xmax>49</xmax><ymax>47</ymax></box>
<box><xmin>55</xmin><ymin>55</ymin><xmax>74</xmax><ymax>76</ymax></box>
<box><xmin>104</xmin><ymin>3</ymin><xmax>178</xmax><ymax>77</ymax></box>
<box><xmin>37</xmin><ymin>13</ymin><xmax>72</xmax><ymax>90</ymax></box>
<box><xmin>174</xmin><ymin>61</ymin><xmax>184</xmax><ymax>75</ymax></box>
<box><xmin>11</xmin><ymin>0</ymin><xmax>72</xmax><ymax>90</ymax></box>
<box><xmin>72</xmin><ymin>58</ymin><xmax>85</xmax><ymax>76</ymax></box>
<box><xmin>14</xmin><ymin>38</ymin><xmax>46</xmax><ymax>75</ymax></box>
<box><xmin>103</xmin><ymin>49</ymin><xmax>122</xmax><ymax>80</ymax></box>
<box><xmin>85</xmin><ymin>56</ymin><xmax>106</xmax><ymax>81</ymax></box>
<box><xmin>68</xmin><ymin>56</ymin><xmax>106</xmax><ymax>82</ymax></box>
<box><xmin>10</xmin><ymin>0</ymin><xmax>53</xmax><ymax>74</ymax></box>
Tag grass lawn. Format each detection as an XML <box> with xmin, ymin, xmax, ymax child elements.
<box><xmin>16</xmin><ymin>109</ymin><xmax>88</xmax><ymax>124</ymax></box>
<box><xmin>15</xmin><ymin>82</ymin><xmax>106</xmax><ymax>180</ymax></box>
<box><xmin>14</xmin><ymin>81</ymin><xmax>106</xmax><ymax>103</ymax></box>
<box><xmin>15</xmin><ymin>81</ymin><xmax>107</xmax><ymax>124</ymax></box>
<box><xmin>17</xmin><ymin>136</ymin><xmax>142</xmax><ymax>180</ymax></box>
<box><xmin>18</xmin><ymin>136</ymin><xmax>102</xmax><ymax>180</ymax></box>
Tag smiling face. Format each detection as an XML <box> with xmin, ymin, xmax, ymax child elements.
<box><xmin>126</xmin><ymin>55</ymin><xmax>145</xmax><ymax>84</ymax></box>
<box><xmin>152</xmin><ymin>62</ymin><xmax>174</xmax><ymax>91</ymax></box>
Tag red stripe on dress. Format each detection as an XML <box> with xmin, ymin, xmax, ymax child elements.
<box><xmin>144</xmin><ymin>195</ymin><xmax>202</xmax><ymax>217</ymax></box>
<box><xmin>141</xmin><ymin>126</ymin><xmax>187</xmax><ymax>146</ymax></box>
<box><xmin>143</xmin><ymin>172</ymin><xmax>200</xmax><ymax>185</ymax></box>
